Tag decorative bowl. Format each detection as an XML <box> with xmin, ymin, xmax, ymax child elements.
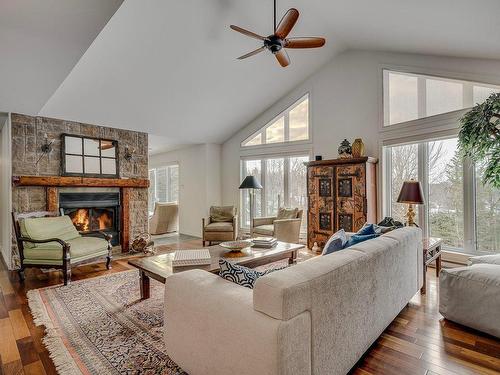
<box><xmin>219</xmin><ymin>240</ymin><xmax>253</xmax><ymax>251</ymax></box>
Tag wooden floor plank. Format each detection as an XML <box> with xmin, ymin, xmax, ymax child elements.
<box><xmin>0</xmin><ymin>318</ymin><xmax>21</xmax><ymax>364</ymax></box>
<box><xmin>23</xmin><ymin>361</ymin><xmax>46</xmax><ymax>375</ymax></box>
<box><xmin>8</xmin><ymin>311</ymin><xmax>30</xmax><ymax>341</ymax></box>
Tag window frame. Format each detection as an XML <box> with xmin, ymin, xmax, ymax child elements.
<box><xmin>380</xmin><ymin>66</ymin><xmax>500</xmax><ymax>255</ymax></box>
<box><xmin>241</xmin><ymin>93</ymin><xmax>311</xmax><ymax>149</ymax></box>
<box><xmin>239</xmin><ymin>151</ymin><xmax>312</xmax><ymax>233</ymax></box>
<box><xmin>381</xmin><ymin>67</ymin><xmax>500</xmax><ymax>129</ymax></box>
<box><xmin>148</xmin><ymin>164</ymin><xmax>179</xmax><ymax>215</ymax></box>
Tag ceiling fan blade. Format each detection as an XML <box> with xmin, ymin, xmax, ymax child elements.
<box><xmin>284</xmin><ymin>37</ymin><xmax>326</xmax><ymax>49</ymax></box>
<box><xmin>275</xmin><ymin>49</ymin><xmax>290</xmax><ymax>67</ymax></box>
<box><xmin>275</xmin><ymin>8</ymin><xmax>299</xmax><ymax>39</ymax></box>
<box><xmin>237</xmin><ymin>46</ymin><xmax>266</xmax><ymax>60</ymax></box>
<box><xmin>230</xmin><ymin>25</ymin><xmax>266</xmax><ymax>41</ymax></box>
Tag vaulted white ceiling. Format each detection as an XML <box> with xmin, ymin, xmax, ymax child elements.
<box><xmin>0</xmin><ymin>0</ymin><xmax>122</xmax><ymax>114</ymax></box>
<box><xmin>3</xmin><ymin>0</ymin><xmax>500</xmax><ymax>146</ymax></box>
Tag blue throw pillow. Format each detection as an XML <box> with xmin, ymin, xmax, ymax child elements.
<box><xmin>344</xmin><ymin>224</ymin><xmax>380</xmax><ymax>248</ymax></box>
<box><xmin>218</xmin><ymin>259</ymin><xmax>285</xmax><ymax>289</ymax></box>
<box><xmin>322</xmin><ymin>229</ymin><xmax>347</xmax><ymax>255</ymax></box>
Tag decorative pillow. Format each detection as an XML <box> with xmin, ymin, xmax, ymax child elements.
<box><xmin>277</xmin><ymin>207</ymin><xmax>298</xmax><ymax>220</ymax></box>
<box><xmin>359</xmin><ymin>222</ymin><xmax>394</xmax><ymax>234</ymax></box>
<box><xmin>210</xmin><ymin>206</ymin><xmax>236</xmax><ymax>222</ymax></box>
<box><xmin>218</xmin><ymin>259</ymin><xmax>285</xmax><ymax>289</ymax></box>
<box><xmin>344</xmin><ymin>224</ymin><xmax>380</xmax><ymax>248</ymax></box>
<box><xmin>322</xmin><ymin>229</ymin><xmax>347</xmax><ymax>255</ymax></box>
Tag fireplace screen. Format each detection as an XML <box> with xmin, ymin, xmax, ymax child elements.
<box><xmin>67</xmin><ymin>208</ymin><xmax>115</xmax><ymax>233</ymax></box>
<box><xmin>59</xmin><ymin>192</ymin><xmax>120</xmax><ymax>246</ymax></box>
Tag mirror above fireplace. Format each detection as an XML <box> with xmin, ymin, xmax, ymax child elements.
<box><xmin>62</xmin><ymin>134</ymin><xmax>119</xmax><ymax>178</ymax></box>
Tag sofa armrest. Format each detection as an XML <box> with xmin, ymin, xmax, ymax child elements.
<box><xmin>253</xmin><ymin>216</ymin><xmax>276</xmax><ymax>227</ymax></box>
<box><xmin>164</xmin><ymin>269</ymin><xmax>311</xmax><ymax>375</ymax></box>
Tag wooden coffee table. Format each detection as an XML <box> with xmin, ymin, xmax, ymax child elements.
<box><xmin>128</xmin><ymin>241</ymin><xmax>304</xmax><ymax>299</ymax></box>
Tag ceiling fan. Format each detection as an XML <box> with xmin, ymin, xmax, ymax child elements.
<box><xmin>230</xmin><ymin>0</ymin><xmax>326</xmax><ymax>67</ymax></box>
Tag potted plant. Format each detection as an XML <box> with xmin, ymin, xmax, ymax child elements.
<box><xmin>458</xmin><ymin>92</ymin><xmax>500</xmax><ymax>188</ymax></box>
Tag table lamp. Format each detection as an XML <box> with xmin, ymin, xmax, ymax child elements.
<box><xmin>397</xmin><ymin>179</ymin><xmax>424</xmax><ymax>227</ymax></box>
<box><xmin>239</xmin><ymin>176</ymin><xmax>263</xmax><ymax>233</ymax></box>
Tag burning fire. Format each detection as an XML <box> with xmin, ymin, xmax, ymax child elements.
<box><xmin>70</xmin><ymin>208</ymin><xmax>113</xmax><ymax>232</ymax></box>
<box><xmin>72</xmin><ymin>209</ymin><xmax>90</xmax><ymax>232</ymax></box>
<box><xmin>98</xmin><ymin>211</ymin><xmax>112</xmax><ymax>230</ymax></box>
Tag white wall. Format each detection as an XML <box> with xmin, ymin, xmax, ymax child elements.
<box><xmin>221</xmin><ymin>50</ymin><xmax>500</xmax><ymax>212</ymax></box>
<box><xmin>0</xmin><ymin>113</ymin><xmax>12</xmax><ymax>268</ymax></box>
<box><xmin>149</xmin><ymin>143</ymin><xmax>222</xmax><ymax>237</ymax></box>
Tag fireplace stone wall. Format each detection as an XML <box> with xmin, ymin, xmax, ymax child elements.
<box><xmin>10</xmin><ymin>113</ymin><xmax>149</xmax><ymax>267</ymax></box>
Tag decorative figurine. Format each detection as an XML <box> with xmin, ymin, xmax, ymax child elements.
<box><xmin>338</xmin><ymin>139</ymin><xmax>352</xmax><ymax>158</ymax></box>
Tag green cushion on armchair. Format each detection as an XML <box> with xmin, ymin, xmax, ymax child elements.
<box><xmin>20</xmin><ymin>216</ymin><xmax>80</xmax><ymax>248</ymax></box>
<box><xmin>20</xmin><ymin>215</ymin><xmax>109</xmax><ymax>265</ymax></box>
<box><xmin>23</xmin><ymin>237</ymin><xmax>109</xmax><ymax>265</ymax></box>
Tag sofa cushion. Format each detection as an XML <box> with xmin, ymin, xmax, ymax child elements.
<box><xmin>469</xmin><ymin>254</ymin><xmax>500</xmax><ymax>265</ymax></box>
<box><xmin>277</xmin><ymin>207</ymin><xmax>298</xmax><ymax>220</ymax></box>
<box><xmin>218</xmin><ymin>259</ymin><xmax>285</xmax><ymax>289</ymax></box>
<box><xmin>253</xmin><ymin>225</ymin><xmax>274</xmax><ymax>236</ymax></box>
<box><xmin>20</xmin><ymin>215</ymin><xmax>81</xmax><ymax>249</ymax></box>
<box><xmin>210</xmin><ymin>206</ymin><xmax>236</xmax><ymax>222</ymax></box>
<box><xmin>440</xmin><ymin>264</ymin><xmax>500</xmax><ymax>338</ymax></box>
<box><xmin>322</xmin><ymin>229</ymin><xmax>347</xmax><ymax>255</ymax></box>
<box><xmin>205</xmin><ymin>222</ymin><xmax>234</xmax><ymax>232</ymax></box>
<box><xmin>23</xmin><ymin>236</ymin><xmax>108</xmax><ymax>263</ymax></box>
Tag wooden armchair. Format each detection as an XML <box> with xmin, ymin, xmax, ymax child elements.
<box><xmin>12</xmin><ymin>211</ymin><xmax>113</xmax><ymax>285</ymax></box>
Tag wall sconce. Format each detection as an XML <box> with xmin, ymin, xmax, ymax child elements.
<box><xmin>36</xmin><ymin>133</ymin><xmax>54</xmax><ymax>165</ymax></box>
<box><xmin>124</xmin><ymin>146</ymin><xmax>136</xmax><ymax>162</ymax></box>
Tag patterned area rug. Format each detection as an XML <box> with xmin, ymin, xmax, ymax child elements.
<box><xmin>28</xmin><ymin>270</ymin><xmax>186</xmax><ymax>375</ymax></box>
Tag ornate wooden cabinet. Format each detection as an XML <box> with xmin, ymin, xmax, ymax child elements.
<box><xmin>306</xmin><ymin>157</ymin><xmax>378</xmax><ymax>249</ymax></box>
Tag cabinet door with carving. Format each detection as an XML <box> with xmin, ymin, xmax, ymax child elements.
<box><xmin>335</xmin><ymin>163</ymin><xmax>366</xmax><ymax>232</ymax></box>
<box><xmin>307</xmin><ymin>165</ymin><xmax>334</xmax><ymax>249</ymax></box>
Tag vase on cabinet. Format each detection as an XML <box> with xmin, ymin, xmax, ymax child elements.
<box><xmin>352</xmin><ymin>138</ymin><xmax>365</xmax><ymax>158</ymax></box>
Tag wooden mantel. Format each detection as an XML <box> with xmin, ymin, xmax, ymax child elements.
<box><xmin>12</xmin><ymin>175</ymin><xmax>149</xmax><ymax>188</ymax></box>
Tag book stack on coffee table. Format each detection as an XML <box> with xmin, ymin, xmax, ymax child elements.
<box><xmin>252</xmin><ymin>237</ymin><xmax>278</xmax><ymax>249</ymax></box>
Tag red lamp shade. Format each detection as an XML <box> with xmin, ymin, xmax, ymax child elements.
<box><xmin>397</xmin><ymin>180</ymin><xmax>424</xmax><ymax>205</ymax></box>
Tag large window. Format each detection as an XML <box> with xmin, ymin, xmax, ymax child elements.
<box><xmin>383</xmin><ymin>69</ymin><xmax>499</xmax><ymax>254</ymax></box>
<box><xmin>384</xmin><ymin>138</ymin><xmax>496</xmax><ymax>252</ymax></box>
<box><xmin>148</xmin><ymin>164</ymin><xmax>179</xmax><ymax>214</ymax></box>
<box><xmin>240</xmin><ymin>155</ymin><xmax>309</xmax><ymax>233</ymax></box>
<box><xmin>384</xmin><ymin>70</ymin><xmax>500</xmax><ymax>126</ymax></box>
<box><xmin>242</xmin><ymin>95</ymin><xmax>309</xmax><ymax>147</ymax></box>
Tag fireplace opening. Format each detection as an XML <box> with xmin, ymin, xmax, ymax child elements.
<box><xmin>59</xmin><ymin>192</ymin><xmax>120</xmax><ymax>246</ymax></box>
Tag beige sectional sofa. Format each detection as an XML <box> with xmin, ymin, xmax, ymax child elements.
<box><xmin>164</xmin><ymin>227</ymin><xmax>422</xmax><ymax>375</ymax></box>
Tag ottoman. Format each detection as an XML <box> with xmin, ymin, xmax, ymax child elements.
<box><xmin>439</xmin><ymin>264</ymin><xmax>500</xmax><ymax>338</ymax></box>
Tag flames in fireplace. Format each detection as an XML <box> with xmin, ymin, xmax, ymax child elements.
<box><xmin>69</xmin><ymin>208</ymin><xmax>113</xmax><ymax>232</ymax></box>
<box><xmin>72</xmin><ymin>209</ymin><xmax>90</xmax><ymax>232</ymax></box>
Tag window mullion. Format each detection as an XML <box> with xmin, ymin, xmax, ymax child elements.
<box><xmin>418</xmin><ymin>143</ymin><xmax>429</xmax><ymax>237</ymax></box>
<box><xmin>463</xmin><ymin>157</ymin><xmax>476</xmax><ymax>252</ymax></box>
<box><xmin>261</xmin><ymin>159</ymin><xmax>267</xmax><ymax>217</ymax></box>
<box><xmin>283</xmin><ymin>157</ymin><xmax>290</xmax><ymax>208</ymax></box>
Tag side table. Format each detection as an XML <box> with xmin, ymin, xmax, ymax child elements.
<box><xmin>421</xmin><ymin>237</ymin><xmax>442</xmax><ymax>294</ymax></box>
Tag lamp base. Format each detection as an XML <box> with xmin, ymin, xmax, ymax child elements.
<box><xmin>405</xmin><ymin>204</ymin><xmax>419</xmax><ymax>227</ymax></box>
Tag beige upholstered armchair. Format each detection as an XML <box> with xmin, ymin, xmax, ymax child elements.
<box><xmin>252</xmin><ymin>208</ymin><xmax>303</xmax><ymax>244</ymax></box>
<box><xmin>202</xmin><ymin>206</ymin><xmax>238</xmax><ymax>246</ymax></box>
<box><xmin>149</xmin><ymin>202</ymin><xmax>178</xmax><ymax>235</ymax></box>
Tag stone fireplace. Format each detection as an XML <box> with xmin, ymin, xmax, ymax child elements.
<box><xmin>10</xmin><ymin>113</ymin><xmax>149</xmax><ymax>268</ymax></box>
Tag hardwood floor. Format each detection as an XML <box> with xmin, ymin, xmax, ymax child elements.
<box><xmin>0</xmin><ymin>239</ymin><xmax>499</xmax><ymax>375</ymax></box>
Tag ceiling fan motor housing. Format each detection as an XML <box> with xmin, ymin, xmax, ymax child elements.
<box><xmin>265</xmin><ymin>35</ymin><xmax>283</xmax><ymax>53</ymax></box>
